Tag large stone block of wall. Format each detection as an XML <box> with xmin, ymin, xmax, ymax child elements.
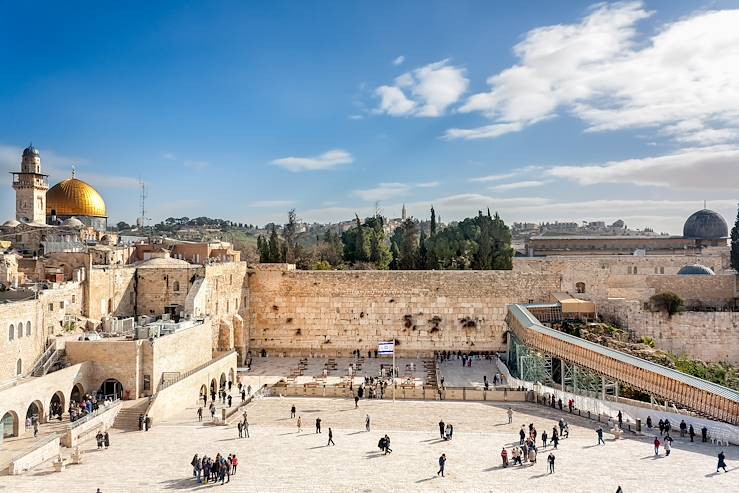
<box><xmin>87</xmin><ymin>267</ymin><xmax>136</xmax><ymax>320</ymax></box>
<box><xmin>247</xmin><ymin>270</ymin><xmax>561</xmax><ymax>356</ymax></box>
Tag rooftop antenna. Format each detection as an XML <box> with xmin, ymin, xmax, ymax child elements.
<box><xmin>137</xmin><ymin>179</ymin><xmax>149</xmax><ymax>228</ymax></box>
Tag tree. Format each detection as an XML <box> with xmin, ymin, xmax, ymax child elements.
<box><xmin>650</xmin><ymin>292</ymin><xmax>684</xmax><ymax>317</ymax></box>
<box><xmin>116</xmin><ymin>221</ymin><xmax>131</xmax><ymax>231</ymax></box>
<box><xmin>283</xmin><ymin>209</ymin><xmax>299</xmax><ymax>263</ymax></box>
<box><xmin>392</xmin><ymin>218</ymin><xmax>419</xmax><ymax>270</ymax></box>
<box><xmin>430</xmin><ymin>206</ymin><xmax>437</xmax><ymax>236</ymax></box>
<box><xmin>268</xmin><ymin>225</ymin><xmax>281</xmax><ymax>262</ymax></box>
<box><xmin>390</xmin><ymin>240</ymin><xmax>400</xmax><ymax>270</ymax></box>
<box><xmin>731</xmin><ymin>203</ymin><xmax>739</xmax><ymax>271</ymax></box>
<box><xmin>367</xmin><ymin>215</ymin><xmax>391</xmax><ymax>269</ymax></box>
<box><xmin>418</xmin><ymin>230</ymin><xmax>429</xmax><ymax>269</ymax></box>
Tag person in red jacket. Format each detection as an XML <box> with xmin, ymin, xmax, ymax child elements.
<box><xmin>231</xmin><ymin>454</ymin><xmax>238</xmax><ymax>474</ymax></box>
<box><xmin>501</xmin><ymin>447</ymin><xmax>509</xmax><ymax>467</ymax></box>
<box><xmin>653</xmin><ymin>437</ymin><xmax>661</xmax><ymax>456</ymax></box>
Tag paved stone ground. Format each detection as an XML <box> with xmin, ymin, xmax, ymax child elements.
<box><xmin>0</xmin><ymin>397</ymin><xmax>736</xmax><ymax>492</ymax></box>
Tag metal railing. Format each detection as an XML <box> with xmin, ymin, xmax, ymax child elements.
<box><xmin>9</xmin><ymin>433</ymin><xmax>60</xmax><ymax>463</ymax></box>
<box><xmin>158</xmin><ymin>350</ymin><xmax>236</xmax><ymax>392</ymax></box>
<box><xmin>30</xmin><ymin>341</ymin><xmax>57</xmax><ymax>377</ymax></box>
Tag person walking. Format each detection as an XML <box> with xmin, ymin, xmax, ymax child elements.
<box><xmin>658</xmin><ymin>419</ymin><xmax>665</xmax><ymax>436</ymax></box>
<box><xmin>365</xmin><ymin>414</ymin><xmax>371</xmax><ymax>432</ymax></box>
<box><xmin>227</xmin><ymin>394</ymin><xmax>232</xmax><ymax>408</ymax></box>
<box><xmin>96</xmin><ymin>431</ymin><xmax>104</xmax><ymax>449</ymax></box>
<box><xmin>551</xmin><ymin>432</ymin><xmax>559</xmax><ymax>449</ymax></box>
<box><xmin>717</xmin><ymin>451</ymin><xmax>727</xmax><ymax>473</ymax></box>
<box><xmin>617</xmin><ymin>410</ymin><xmax>623</xmax><ymax>428</ymax></box>
<box><xmin>290</xmin><ymin>405</ymin><xmax>296</xmax><ymax>418</ymax></box>
<box><xmin>542</xmin><ymin>430</ymin><xmax>548</xmax><ymax>448</ymax></box>
<box><xmin>327</xmin><ymin>427</ymin><xmax>335</xmax><ymax>446</ymax></box>
<box><xmin>238</xmin><ymin>421</ymin><xmax>243</xmax><ymax>438</ymax></box>
<box><xmin>316</xmin><ymin>417</ymin><xmax>322</xmax><ymax>434</ymax></box>
<box><xmin>297</xmin><ymin>416</ymin><xmax>302</xmax><ymax>433</ymax></box>
<box><xmin>501</xmin><ymin>447</ymin><xmax>508</xmax><ymax>467</ymax></box>
<box><xmin>679</xmin><ymin>420</ymin><xmax>687</xmax><ymax>438</ymax></box>
<box><xmin>597</xmin><ymin>427</ymin><xmax>605</xmax><ymax>445</ymax></box>
<box><xmin>247</xmin><ymin>384</ymin><xmax>252</xmax><ymax>395</ymax></box>
<box><xmin>439</xmin><ymin>420</ymin><xmax>445</xmax><ymax>439</ymax></box>
<box><xmin>383</xmin><ymin>434</ymin><xmax>392</xmax><ymax>454</ymax></box>
<box><xmin>701</xmin><ymin>426</ymin><xmax>708</xmax><ymax>443</ymax></box>
<box><xmin>103</xmin><ymin>431</ymin><xmax>110</xmax><ymax>448</ymax></box>
<box><xmin>664</xmin><ymin>435</ymin><xmax>673</xmax><ymax>456</ymax></box>
<box><xmin>654</xmin><ymin>436</ymin><xmax>661</xmax><ymax>456</ymax></box>
<box><xmin>241</xmin><ymin>389</ymin><xmax>246</xmax><ymax>402</ymax></box>
<box><xmin>191</xmin><ymin>454</ymin><xmax>200</xmax><ymax>480</ymax></box>
<box><xmin>507</xmin><ymin>407</ymin><xmax>513</xmax><ymax>424</ymax></box>
<box><xmin>210</xmin><ymin>403</ymin><xmax>216</xmax><ymax>420</ymax></box>
<box><xmin>519</xmin><ymin>426</ymin><xmax>526</xmax><ymax>445</ymax></box>
<box><xmin>354</xmin><ymin>395</ymin><xmax>359</xmax><ymax>408</ymax></box>
<box><xmin>231</xmin><ymin>454</ymin><xmax>238</xmax><ymax>474</ymax></box>
<box><xmin>144</xmin><ymin>415</ymin><xmax>151</xmax><ymax>431</ymax></box>
<box><xmin>547</xmin><ymin>453</ymin><xmax>555</xmax><ymax>474</ymax></box>
<box><xmin>33</xmin><ymin>420</ymin><xmax>39</xmax><ymax>438</ymax></box>
<box><xmin>437</xmin><ymin>453</ymin><xmax>447</xmax><ymax>477</ymax></box>
<box><xmin>197</xmin><ymin>407</ymin><xmax>203</xmax><ymax>422</ymax></box>
<box><xmin>689</xmin><ymin>425</ymin><xmax>695</xmax><ymax>442</ymax></box>
<box><xmin>243</xmin><ymin>415</ymin><xmax>250</xmax><ymax>438</ymax></box>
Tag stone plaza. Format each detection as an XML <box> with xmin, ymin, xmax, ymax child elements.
<box><xmin>1</xmin><ymin>396</ymin><xmax>736</xmax><ymax>492</ymax></box>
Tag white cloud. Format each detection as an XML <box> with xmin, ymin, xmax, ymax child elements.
<box><xmin>352</xmin><ymin>182</ymin><xmax>410</xmax><ymax>202</ymax></box>
<box><xmin>416</xmin><ymin>181</ymin><xmax>440</xmax><ymax>188</ymax></box>
<box><xmin>547</xmin><ymin>146</ymin><xmax>739</xmax><ymax>190</ymax></box>
<box><xmin>248</xmin><ymin>200</ymin><xmax>295</xmax><ymax>208</ymax></box>
<box><xmin>448</xmin><ymin>3</ymin><xmax>739</xmax><ymax>144</ymax></box>
<box><xmin>489</xmin><ymin>180</ymin><xmax>547</xmax><ymax>191</ymax></box>
<box><xmin>445</xmin><ymin>122</ymin><xmax>524</xmax><ymax>140</ymax></box>
<box><xmin>393</xmin><ymin>55</ymin><xmax>405</xmax><ymax>66</ymax></box>
<box><xmin>469</xmin><ymin>172</ymin><xmax>520</xmax><ymax>183</ymax></box>
<box><xmin>375</xmin><ymin>59</ymin><xmax>469</xmax><ymax>117</ymax></box>
<box><xmin>183</xmin><ymin>160</ymin><xmax>209</xmax><ymax>171</ymax></box>
<box><xmin>162</xmin><ymin>152</ymin><xmax>176</xmax><ymax>161</ymax></box>
<box><xmin>271</xmin><ymin>149</ymin><xmax>353</xmax><ymax>172</ymax></box>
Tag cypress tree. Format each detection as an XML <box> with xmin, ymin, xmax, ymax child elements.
<box><xmin>430</xmin><ymin>206</ymin><xmax>437</xmax><ymax>236</ymax></box>
<box><xmin>268</xmin><ymin>225</ymin><xmax>280</xmax><ymax>263</ymax></box>
<box><xmin>731</xmin><ymin>203</ymin><xmax>739</xmax><ymax>271</ymax></box>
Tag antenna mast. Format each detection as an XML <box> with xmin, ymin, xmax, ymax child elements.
<box><xmin>137</xmin><ymin>180</ymin><xmax>148</xmax><ymax>228</ymax></box>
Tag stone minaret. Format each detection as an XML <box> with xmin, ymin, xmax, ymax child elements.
<box><xmin>401</xmin><ymin>203</ymin><xmax>407</xmax><ymax>221</ymax></box>
<box><xmin>12</xmin><ymin>144</ymin><xmax>49</xmax><ymax>223</ymax></box>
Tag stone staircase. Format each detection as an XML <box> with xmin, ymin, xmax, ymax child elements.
<box><xmin>112</xmin><ymin>398</ymin><xmax>149</xmax><ymax>431</ymax></box>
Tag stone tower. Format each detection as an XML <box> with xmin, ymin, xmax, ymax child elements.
<box><xmin>401</xmin><ymin>203</ymin><xmax>407</xmax><ymax>221</ymax></box>
<box><xmin>11</xmin><ymin>144</ymin><xmax>49</xmax><ymax>223</ymax></box>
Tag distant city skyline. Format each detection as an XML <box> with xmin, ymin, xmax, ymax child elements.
<box><xmin>1</xmin><ymin>1</ymin><xmax>738</xmax><ymax>233</ymax></box>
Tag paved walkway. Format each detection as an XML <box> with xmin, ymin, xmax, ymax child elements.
<box><xmin>0</xmin><ymin>397</ymin><xmax>735</xmax><ymax>492</ymax></box>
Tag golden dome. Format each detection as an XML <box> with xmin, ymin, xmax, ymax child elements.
<box><xmin>46</xmin><ymin>178</ymin><xmax>107</xmax><ymax>218</ymax></box>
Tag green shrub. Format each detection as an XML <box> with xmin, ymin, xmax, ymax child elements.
<box><xmin>649</xmin><ymin>292</ymin><xmax>684</xmax><ymax>317</ymax></box>
<box><xmin>638</xmin><ymin>336</ymin><xmax>656</xmax><ymax>348</ymax></box>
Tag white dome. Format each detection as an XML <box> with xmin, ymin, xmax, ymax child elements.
<box><xmin>2</xmin><ymin>219</ymin><xmax>20</xmax><ymax>228</ymax></box>
<box><xmin>62</xmin><ymin>217</ymin><xmax>84</xmax><ymax>228</ymax></box>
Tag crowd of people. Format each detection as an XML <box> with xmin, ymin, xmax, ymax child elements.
<box><xmin>190</xmin><ymin>453</ymin><xmax>238</xmax><ymax>485</ymax></box>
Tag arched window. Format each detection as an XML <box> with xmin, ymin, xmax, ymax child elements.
<box><xmin>575</xmin><ymin>282</ymin><xmax>586</xmax><ymax>294</ymax></box>
<box><xmin>8</xmin><ymin>324</ymin><xmax>14</xmax><ymax>341</ymax></box>
<box><xmin>26</xmin><ymin>321</ymin><xmax>31</xmax><ymax>336</ymax></box>
<box><xmin>16</xmin><ymin>359</ymin><xmax>22</xmax><ymax>375</ymax></box>
<box><xmin>173</xmin><ymin>280</ymin><xmax>180</xmax><ymax>292</ymax></box>
<box><xmin>17</xmin><ymin>321</ymin><xmax>23</xmax><ymax>339</ymax></box>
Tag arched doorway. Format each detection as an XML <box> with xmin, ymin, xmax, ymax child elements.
<box><xmin>219</xmin><ymin>373</ymin><xmax>226</xmax><ymax>390</ymax></box>
<box><xmin>199</xmin><ymin>384</ymin><xmax>207</xmax><ymax>403</ymax></box>
<box><xmin>99</xmin><ymin>379</ymin><xmax>123</xmax><ymax>400</ymax></box>
<box><xmin>1</xmin><ymin>411</ymin><xmax>19</xmax><ymax>438</ymax></box>
<box><xmin>228</xmin><ymin>368</ymin><xmax>235</xmax><ymax>386</ymax></box>
<box><xmin>50</xmin><ymin>391</ymin><xmax>65</xmax><ymax>421</ymax></box>
<box><xmin>26</xmin><ymin>400</ymin><xmax>44</xmax><ymax>426</ymax></box>
<box><xmin>70</xmin><ymin>383</ymin><xmax>84</xmax><ymax>404</ymax></box>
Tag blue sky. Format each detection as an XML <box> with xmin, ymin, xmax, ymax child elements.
<box><xmin>1</xmin><ymin>1</ymin><xmax>738</xmax><ymax>233</ymax></box>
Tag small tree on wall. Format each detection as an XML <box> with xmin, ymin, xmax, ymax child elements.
<box><xmin>649</xmin><ymin>291</ymin><xmax>684</xmax><ymax>318</ymax></box>
<box><xmin>731</xmin><ymin>202</ymin><xmax>739</xmax><ymax>272</ymax></box>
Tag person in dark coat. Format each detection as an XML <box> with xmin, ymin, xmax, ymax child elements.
<box><xmin>103</xmin><ymin>431</ymin><xmax>110</xmax><ymax>448</ymax></box>
<box><xmin>439</xmin><ymin>420</ymin><xmax>445</xmax><ymax>439</ymax></box>
<box><xmin>716</xmin><ymin>451</ymin><xmax>727</xmax><ymax>473</ymax></box>
<box><xmin>701</xmin><ymin>426</ymin><xmax>708</xmax><ymax>442</ymax></box>
<box><xmin>138</xmin><ymin>414</ymin><xmax>144</xmax><ymax>431</ymax></box>
<box><xmin>689</xmin><ymin>425</ymin><xmax>695</xmax><ymax>442</ymax></box>
<box><xmin>437</xmin><ymin>454</ymin><xmax>447</xmax><ymax>477</ymax></box>
<box><xmin>327</xmin><ymin>427</ymin><xmax>335</xmax><ymax>446</ymax></box>
<box><xmin>96</xmin><ymin>431</ymin><xmax>104</xmax><ymax>449</ymax></box>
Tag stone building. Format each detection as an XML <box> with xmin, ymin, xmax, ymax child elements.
<box><xmin>527</xmin><ymin>209</ymin><xmax>729</xmax><ymax>256</ymax></box>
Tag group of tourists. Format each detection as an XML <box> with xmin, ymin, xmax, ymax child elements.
<box><xmin>500</xmin><ymin>416</ymin><xmax>568</xmax><ymax>473</ymax></box>
<box><xmin>435</xmin><ymin>350</ymin><xmax>500</xmax><ymax>362</ymax></box>
<box><xmin>69</xmin><ymin>394</ymin><xmax>99</xmax><ymax>422</ymax></box>
<box><xmin>190</xmin><ymin>453</ymin><xmax>238</xmax><ymax>485</ymax></box>
<box><xmin>645</xmin><ymin>415</ymin><xmax>708</xmax><ymax>443</ymax></box>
